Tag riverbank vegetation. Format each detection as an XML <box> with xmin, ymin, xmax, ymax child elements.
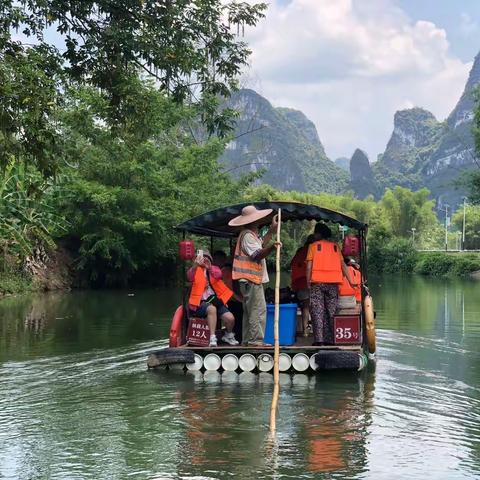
<box><xmin>415</xmin><ymin>252</ymin><xmax>480</xmax><ymax>277</ymax></box>
<box><xmin>2</xmin><ymin>1</ymin><xmax>480</xmax><ymax>295</ymax></box>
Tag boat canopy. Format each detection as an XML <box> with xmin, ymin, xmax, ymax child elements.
<box><xmin>175</xmin><ymin>201</ymin><xmax>367</xmax><ymax>238</ymax></box>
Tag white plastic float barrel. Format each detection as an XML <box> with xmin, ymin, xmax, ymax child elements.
<box><xmin>203</xmin><ymin>353</ymin><xmax>222</xmax><ymax>371</ymax></box>
<box><xmin>238</xmin><ymin>353</ymin><xmax>256</xmax><ymax>372</ymax></box>
<box><xmin>186</xmin><ymin>353</ymin><xmax>204</xmax><ymax>371</ymax></box>
<box><xmin>358</xmin><ymin>353</ymin><xmax>368</xmax><ymax>371</ymax></box>
<box><xmin>257</xmin><ymin>353</ymin><xmax>274</xmax><ymax>372</ymax></box>
<box><xmin>221</xmin><ymin>354</ymin><xmax>239</xmax><ymax>372</ymax></box>
<box><xmin>292</xmin><ymin>353</ymin><xmax>310</xmax><ymax>372</ymax></box>
<box><xmin>309</xmin><ymin>354</ymin><xmax>318</xmax><ymax>371</ymax></box>
<box><xmin>279</xmin><ymin>353</ymin><xmax>292</xmax><ymax>372</ymax></box>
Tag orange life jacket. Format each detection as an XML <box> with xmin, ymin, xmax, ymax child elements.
<box><xmin>291</xmin><ymin>245</ymin><xmax>308</xmax><ymax>291</ymax></box>
<box><xmin>189</xmin><ymin>266</ymin><xmax>233</xmax><ymax>307</ymax></box>
<box><xmin>310</xmin><ymin>240</ymin><xmax>343</xmax><ymax>284</ymax></box>
<box><xmin>232</xmin><ymin>230</ymin><xmax>264</xmax><ymax>285</ymax></box>
<box><xmin>339</xmin><ymin>265</ymin><xmax>362</xmax><ymax>301</ymax></box>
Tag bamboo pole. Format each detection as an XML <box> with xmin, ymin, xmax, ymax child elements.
<box><xmin>269</xmin><ymin>208</ymin><xmax>282</xmax><ymax>434</ymax></box>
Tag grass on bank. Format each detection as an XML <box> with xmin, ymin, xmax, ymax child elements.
<box><xmin>0</xmin><ymin>270</ymin><xmax>34</xmax><ymax>296</ymax></box>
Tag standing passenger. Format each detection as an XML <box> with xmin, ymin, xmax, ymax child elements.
<box><xmin>306</xmin><ymin>223</ymin><xmax>356</xmax><ymax>346</ymax></box>
<box><xmin>228</xmin><ymin>205</ymin><xmax>281</xmax><ymax>346</ymax></box>
<box><xmin>290</xmin><ymin>234</ymin><xmax>315</xmax><ymax>336</ymax></box>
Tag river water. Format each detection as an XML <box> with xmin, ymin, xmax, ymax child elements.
<box><xmin>0</xmin><ymin>275</ymin><xmax>479</xmax><ymax>479</ymax></box>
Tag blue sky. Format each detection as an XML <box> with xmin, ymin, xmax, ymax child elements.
<box><xmin>245</xmin><ymin>0</ymin><xmax>480</xmax><ymax>161</ymax></box>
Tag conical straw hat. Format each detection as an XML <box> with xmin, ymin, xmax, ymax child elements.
<box><xmin>228</xmin><ymin>205</ymin><xmax>273</xmax><ymax>227</ymax></box>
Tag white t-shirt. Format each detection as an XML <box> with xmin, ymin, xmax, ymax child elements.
<box><xmin>241</xmin><ymin>231</ymin><xmax>269</xmax><ymax>284</ymax></box>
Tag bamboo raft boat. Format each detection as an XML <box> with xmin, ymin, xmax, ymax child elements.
<box><xmin>147</xmin><ymin>201</ymin><xmax>376</xmax><ymax>374</ymax></box>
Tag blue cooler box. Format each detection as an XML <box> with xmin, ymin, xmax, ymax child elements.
<box><xmin>264</xmin><ymin>303</ymin><xmax>297</xmax><ymax>346</ymax></box>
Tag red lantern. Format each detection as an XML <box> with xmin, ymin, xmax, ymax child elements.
<box><xmin>342</xmin><ymin>235</ymin><xmax>360</xmax><ymax>257</ymax></box>
<box><xmin>179</xmin><ymin>240</ymin><xmax>195</xmax><ymax>261</ymax></box>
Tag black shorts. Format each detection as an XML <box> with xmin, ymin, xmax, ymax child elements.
<box><xmin>190</xmin><ymin>300</ymin><xmax>230</xmax><ymax>318</ymax></box>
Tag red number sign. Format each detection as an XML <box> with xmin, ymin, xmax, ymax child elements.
<box><xmin>187</xmin><ymin>317</ymin><xmax>211</xmax><ymax>347</ymax></box>
<box><xmin>334</xmin><ymin>315</ymin><xmax>361</xmax><ymax>345</ymax></box>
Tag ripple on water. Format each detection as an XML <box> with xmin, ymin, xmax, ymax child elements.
<box><xmin>1</xmin><ymin>282</ymin><xmax>480</xmax><ymax>480</ymax></box>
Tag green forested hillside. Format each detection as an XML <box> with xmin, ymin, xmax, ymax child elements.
<box><xmin>220</xmin><ymin>89</ymin><xmax>349</xmax><ymax>194</ymax></box>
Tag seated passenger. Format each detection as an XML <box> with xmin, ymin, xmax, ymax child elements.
<box><xmin>290</xmin><ymin>234</ymin><xmax>315</xmax><ymax>336</ymax></box>
<box><xmin>339</xmin><ymin>258</ymin><xmax>362</xmax><ymax>304</ymax></box>
<box><xmin>187</xmin><ymin>250</ymin><xmax>239</xmax><ymax>347</ymax></box>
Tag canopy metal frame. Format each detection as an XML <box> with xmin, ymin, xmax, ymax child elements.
<box><xmin>175</xmin><ymin>201</ymin><xmax>367</xmax><ymax>238</ymax></box>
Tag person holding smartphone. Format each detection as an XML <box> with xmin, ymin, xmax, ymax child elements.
<box><xmin>187</xmin><ymin>250</ymin><xmax>239</xmax><ymax>347</ymax></box>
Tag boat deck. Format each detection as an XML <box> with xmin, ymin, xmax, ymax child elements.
<box><xmin>180</xmin><ymin>337</ymin><xmax>363</xmax><ymax>355</ymax></box>
<box><xmin>180</xmin><ymin>304</ymin><xmax>362</xmax><ymax>354</ymax></box>
<box><xmin>182</xmin><ymin>305</ymin><xmax>363</xmax><ymax>354</ymax></box>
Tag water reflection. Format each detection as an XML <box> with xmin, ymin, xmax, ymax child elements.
<box><xmin>146</xmin><ymin>368</ymin><xmax>376</xmax><ymax>479</ymax></box>
<box><xmin>0</xmin><ymin>275</ymin><xmax>479</xmax><ymax>479</ymax></box>
<box><xmin>0</xmin><ymin>289</ymin><xmax>181</xmax><ymax>361</ymax></box>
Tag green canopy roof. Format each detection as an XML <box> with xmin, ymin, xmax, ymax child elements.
<box><xmin>175</xmin><ymin>201</ymin><xmax>366</xmax><ymax>238</ymax></box>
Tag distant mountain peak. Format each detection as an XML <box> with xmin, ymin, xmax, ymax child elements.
<box><xmin>388</xmin><ymin>107</ymin><xmax>440</xmax><ymax>152</ymax></box>
<box><xmin>448</xmin><ymin>51</ymin><xmax>480</xmax><ymax>129</ymax></box>
<box><xmin>221</xmin><ymin>88</ymin><xmax>348</xmax><ymax>194</ymax></box>
<box><xmin>349</xmin><ymin>149</ymin><xmax>377</xmax><ymax>199</ymax></box>
<box><xmin>277</xmin><ymin>107</ymin><xmax>324</xmax><ymax>153</ymax></box>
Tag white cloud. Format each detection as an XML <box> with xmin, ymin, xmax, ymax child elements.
<box><xmin>243</xmin><ymin>0</ymin><xmax>472</xmax><ymax>161</ymax></box>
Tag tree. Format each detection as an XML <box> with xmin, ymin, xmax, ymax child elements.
<box><xmin>0</xmin><ymin>43</ymin><xmax>63</xmax><ymax>176</ymax></box>
<box><xmin>377</xmin><ymin>186</ymin><xmax>440</xmax><ymax>246</ymax></box>
<box><xmin>58</xmin><ymin>81</ymin><xmax>243</xmax><ymax>285</ymax></box>
<box><xmin>2</xmin><ymin>0</ymin><xmax>267</xmax><ymax>136</ymax></box>
<box><xmin>452</xmin><ymin>205</ymin><xmax>480</xmax><ymax>250</ymax></box>
<box><xmin>0</xmin><ymin>1</ymin><xmax>267</xmax><ymax>284</ymax></box>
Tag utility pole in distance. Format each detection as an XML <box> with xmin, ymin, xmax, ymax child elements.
<box><xmin>444</xmin><ymin>205</ymin><xmax>449</xmax><ymax>252</ymax></box>
<box><xmin>462</xmin><ymin>197</ymin><xmax>467</xmax><ymax>251</ymax></box>
<box><xmin>411</xmin><ymin>227</ymin><xmax>416</xmax><ymax>245</ymax></box>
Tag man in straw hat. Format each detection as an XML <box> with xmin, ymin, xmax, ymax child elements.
<box><xmin>229</xmin><ymin>205</ymin><xmax>281</xmax><ymax>346</ymax></box>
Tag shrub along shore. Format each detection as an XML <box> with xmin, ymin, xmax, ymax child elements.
<box><xmin>370</xmin><ymin>245</ymin><xmax>480</xmax><ymax>278</ymax></box>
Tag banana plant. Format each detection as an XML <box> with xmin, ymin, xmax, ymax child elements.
<box><xmin>0</xmin><ymin>161</ymin><xmax>67</xmax><ymax>270</ymax></box>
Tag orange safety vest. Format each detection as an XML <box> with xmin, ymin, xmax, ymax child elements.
<box><xmin>189</xmin><ymin>266</ymin><xmax>233</xmax><ymax>307</ymax></box>
<box><xmin>310</xmin><ymin>240</ymin><xmax>343</xmax><ymax>284</ymax></box>
<box><xmin>291</xmin><ymin>245</ymin><xmax>308</xmax><ymax>291</ymax></box>
<box><xmin>339</xmin><ymin>265</ymin><xmax>362</xmax><ymax>301</ymax></box>
<box><xmin>232</xmin><ymin>230</ymin><xmax>264</xmax><ymax>285</ymax></box>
